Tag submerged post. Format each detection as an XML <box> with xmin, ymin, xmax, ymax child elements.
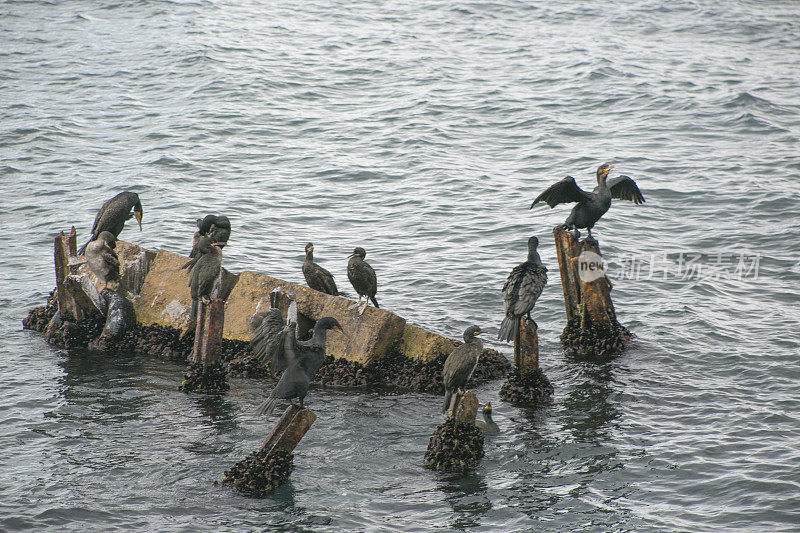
<box><xmin>180</xmin><ymin>298</ymin><xmax>229</xmax><ymax>393</ymax></box>
<box><xmin>223</xmin><ymin>405</ymin><xmax>316</xmax><ymax>498</ymax></box>
<box><xmin>553</xmin><ymin>226</ymin><xmax>630</xmax><ymax>358</ymax></box>
<box><xmin>500</xmin><ymin>317</ymin><xmax>553</xmax><ymax>407</ymax></box>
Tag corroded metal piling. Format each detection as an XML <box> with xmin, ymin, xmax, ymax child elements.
<box><xmin>553</xmin><ymin>226</ymin><xmax>630</xmax><ymax>358</ymax></box>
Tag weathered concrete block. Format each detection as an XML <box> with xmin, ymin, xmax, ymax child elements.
<box><xmin>133</xmin><ymin>249</ymin><xmax>237</xmax><ymax>331</ymax></box>
<box><xmin>223</xmin><ymin>271</ymin><xmax>406</xmax><ymax>365</ymax></box>
<box><xmin>398</xmin><ymin>324</ymin><xmax>456</xmax><ymax>363</ymax></box>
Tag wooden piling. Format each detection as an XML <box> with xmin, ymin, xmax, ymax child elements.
<box><xmin>449</xmin><ymin>390</ymin><xmax>478</xmax><ymax>425</ymax></box>
<box><xmin>260</xmin><ymin>405</ymin><xmax>317</xmax><ymax>456</ymax></box>
<box><xmin>222</xmin><ymin>405</ymin><xmax>315</xmax><ymax>497</ymax></box>
<box><xmin>54</xmin><ymin>227</ymin><xmax>85</xmax><ymax>320</ymax></box>
<box><xmin>552</xmin><ymin>226</ymin><xmax>630</xmax><ymax>358</ymax></box>
<box><xmin>514</xmin><ymin>317</ymin><xmax>539</xmax><ymax>375</ymax></box>
<box><xmin>181</xmin><ymin>297</ymin><xmax>228</xmax><ymax>393</ymax></box>
<box><xmin>191</xmin><ymin>298</ymin><xmax>225</xmax><ymax>369</ymax></box>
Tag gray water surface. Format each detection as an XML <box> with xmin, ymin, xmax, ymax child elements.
<box><xmin>2</xmin><ymin>0</ymin><xmax>800</xmax><ymax>531</ymax></box>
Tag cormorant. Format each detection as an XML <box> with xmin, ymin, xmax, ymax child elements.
<box><xmin>78</xmin><ymin>191</ymin><xmax>143</xmax><ymax>255</ymax></box>
<box><xmin>255</xmin><ymin>316</ymin><xmax>344</xmax><ymax>417</ymax></box>
<box><xmin>475</xmin><ymin>403</ymin><xmax>500</xmax><ymax>434</ymax></box>
<box><xmin>442</xmin><ymin>325</ymin><xmax>484</xmax><ymax>414</ymax></box>
<box><xmin>498</xmin><ymin>236</ymin><xmax>548</xmax><ymax>342</ymax></box>
<box><xmin>85</xmin><ymin>231</ymin><xmax>120</xmax><ymax>290</ymax></box>
<box><xmin>303</xmin><ymin>243</ymin><xmax>342</xmax><ymax>296</ymax></box>
<box><xmin>347</xmin><ymin>247</ymin><xmax>379</xmax><ymax>315</ymax></box>
<box><xmin>190</xmin><ymin>215</ymin><xmax>231</xmax><ymax>258</ymax></box>
<box><xmin>530</xmin><ymin>163</ymin><xmax>644</xmax><ymax>239</ymax></box>
<box><xmin>181</xmin><ymin>235</ymin><xmax>224</xmax><ymax>328</ymax></box>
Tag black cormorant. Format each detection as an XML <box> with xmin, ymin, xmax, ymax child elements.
<box><xmin>190</xmin><ymin>215</ymin><xmax>231</xmax><ymax>258</ymax></box>
<box><xmin>255</xmin><ymin>316</ymin><xmax>344</xmax><ymax>417</ymax></box>
<box><xmin>475</xmin><ymin>403</ymin><xmax>500</xmax><ymax>434</ymax></box>
<box><xmin>530</xmin><ymin>163</ymin><xmax>644</xmax><ymax>239</ymax></box>
<box><xmin>181</xmin><ymin>235</ymin><xmax>223</xmax><ymax>328</ymax></box>
<box><xmin>85</xmin><ymin>231</ymin><xmax>120</xmax><ymax>290</ymax></box>
<box><xmin>347</xmin><ymin>247</ymin><xmax>379</xmax><ymax>315</ymax></box>
<box><xmin>442</xmin><ymin>325</ymin><xmax>484</xmax><ymax>414</ymax></box>
<box><xmin>498</xmin><ymin>236</ymin><xmax>548</xmax><ymax>342</ymax></box>
<box><xmin>78</xmin><ymin>191</ymin><xmax>142</xmax><ymax>255</ymax></box>
<box><xmin>303</xmin><ymin>243</ymin><xmax>341</xmax><ymax>296</ymax></box>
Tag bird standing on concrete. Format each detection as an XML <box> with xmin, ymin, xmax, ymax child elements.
<box><xmin>498</xmin><ymin>236</ymin><xmax>548</xmax><ymax>342</ymax></box>
<box><xmin>347</xmin><ymin>247</ymin><xmax>379</xmax><ymax>315</ymax></box>
<box><xmin>182</xmin><ymin>235</ymin><xmax>224</xmax><ymax>328</ymax></box>
<box><xmin>475</xmin><ymin>403</ymin><xmax>500</xmax><ymax>434</ymax></box>
<box><xmin>85</xmin><ymin>231</ymin><xmax>120</xmax><ymax>290</ymax></box>
<box><xmin>303</xmin><ymin>243</ymin><xmax>341</xmax><ymax>296</ymax></box>
<box><xmin>530</xmin><ymin>163</ymin><xmax>644</xmax><ymax>240</ymax></box>
<box><xmin>255</xmin><ymin>317</ymin><xmax>344</xmax><ymax>417</ymax></box>
<box><xmin>78</xmin><ymin>191</ymin><xmax>142</xmax><ymax>255</ymax></box>
<box><xmin>442</xmin><ymin>325</ymin><xmax>484</xmax><ymax>415</ymax></box>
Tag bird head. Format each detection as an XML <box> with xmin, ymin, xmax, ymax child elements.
<box><xmin>98</xmin><ymin>231</ymin><xmax>117</xmax><ymax>248</ymax></box>
<box><xmin>315</xmin><ymin>317</ymin><xmax>344</xmax><ymax>334</ymax></box>
<box><xmin>348</xmin><ymin>247</ymin><xmax>367</xmax><ymax>259</ymax></box>
<box><xmin>596</xmin><ymin>163</ymin><xmax>613</xmax><ymax>182</ymax></box>
<box><xmin>464</xmin><ymin>325</ymin><xmax>483</xmax><ymax>342</ymax></box>
<box><xmin>483</xmin><ymin>402</ymin><xmax>493</xmax><ymax>414</ymax></box>
<box><xmin>133</xmin><ymin>208</ymin><xmax>143</xmax><ymax>231</ymax></box>
<box><xmin>527</xmin><ymin>236</ymin><xmax>539</xmax><ymax>250</ymax></box>
<box><xmin>305</xmin><ymin>242</ymin><xmax>314</xmax><ymax>254</ymax></box>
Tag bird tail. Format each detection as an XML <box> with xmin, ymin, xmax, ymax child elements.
<box><xmin>370</xmin><ymin>296</ymin><xmax>379</xmax><ymax>308</ymax></box>
<box><xmin>442</xmin><ymin>389</ymin><xmax>452</xmax><ymax>414</ymax></box>
<box><xmin>255</xmin><ymin>395</ymin><xmax>278</xmax><ymax>417</ymax></box>
<box><xmin>77</xmin><ymin>239</ymin><xmax>91</xmax><ymax>256</ymax></box>
<box><xmin>497</xmin><ymin>315</ymin><xmax>519</xmax><ymax>342</ymax></box>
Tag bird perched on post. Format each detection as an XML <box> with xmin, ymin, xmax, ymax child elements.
<box><xmin>78</xmin><ymin>191</ymin><xmax>143</xmax><ymax>255</ymax></box>
<box><xmin>302</xmin><ymin>243</ymin><xmax>342</xmax><ymax>296</ymax></box>
<box><xmin>85</xmin><ymin>231</ymin><xmax>120</xmax><ymax>291</ymax></box>
<box><xmin>475</xmin><ymin>403</ymin><xmax>500</xmax><ymax>434</ymax></box>
<box><xmin>190</xmin><ymin>215</ymin><xmax>231</xmax><ymax>258</ymax></box>
<box><xmin>530</xmin><ymin>163</ymin><xmax>644</xmax><ymax>240</ymax></box>
<box><xmin>254</xmin><ymin>316</ymin><xmax>344</xmax><ymax>417</ymax></box>
<box><xmin>442</xmin><ymin>325</ymin><xmax>484</xmax><ymax>415</ymax></box>
<box><xmin>181</xmin><ymin>235</ymin><xmax>224</xmax><ymax>329</ymax></box>
<box><xmin>498</xmin><ymin>236</ymin><xmax>548</xmax><ymax>342</ymax></box>
<box><xmin>347</xmin><ymin>247</ymin><xmax>379</xmax><ymax>315</ymax></box>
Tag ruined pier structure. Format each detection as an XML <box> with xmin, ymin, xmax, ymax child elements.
<box><xmin>74</xmin><ymin>236</ymin><xmax>464</xmax><ymax>367</ymax></box>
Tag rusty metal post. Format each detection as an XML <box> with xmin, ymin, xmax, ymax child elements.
<box><xmin>54</xmin><ymin>227</ymin><xmax>84</xmax><ymax>320</ymax></box>
<box><xmin>201</xmin><ymin>298</ymin><xmax>225</xmax><ymax>370</ymax></box>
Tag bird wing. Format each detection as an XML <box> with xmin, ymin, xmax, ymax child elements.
<box><xmin>363</xmin><ymin>263</ymin><xmax>378</xmax><ymax>294</ymax></box>
<box><xmin>503</xmin><ymin>264</ymin><xmax>547</xmax><ymax>317</ymax></box>
<box><xmin>89</xmin><ymin>196</ymin><xmax>115</xmax><ymax>236</ymax></box>
<box><xmin>317</xmin><ymin>265</ymin><xmax>338</xmax><ymax>295</ymax></box>
<box><xmin>251</xmin><ymin>308</ymin><xmax>289</xmax><ymax>372</ymax></box>
<box><xmin>181</xmin><ymin>257</ymin><xmax>198</xmax><ymax>271</ymax></box>
<box><xmin>607</xmin><ymin>175</ymin><xmax>645</xmax><ymax>204</ymax></box>
<box><xmin>530</xmin><ymin>176</ymin><xmax>591</xmax><ymax>208</ymax></box>
<box><xmin>443</xmin><ymin>344</ymin><xmax>476</xmax><ymax>390</ymax></box>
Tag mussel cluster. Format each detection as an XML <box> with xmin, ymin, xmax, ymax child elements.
<box><xmin>424</xmin><ymin>418</ymin><xmax>485</xmax><ymax>474</ymax></box>
<box><xmin>179</xmin><ymin>361</ymin><xmax>230</xmax><ymax>393</ymax></box>
<box><xmin>499</xmin><ymin>368</ymin><xmax>554</xmax><ymax>407</ymax></box>
<box><xmin>222</xmin><ymin>449</ymin><xmax>294</xmax><ymax>498</ymax></box>
<box><xmin>560</xmin><ymin>317</ymin><xmax>631</xmax><ymax>359</ymax></box>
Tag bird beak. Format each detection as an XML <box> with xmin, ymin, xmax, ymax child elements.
<box><xmin>212</xmin><ymin>242</ymin><xmax>226</xmax><ymax>247</ymax></box>
<box><xmin>134</xmin><ymin>211</ymin><xmax>143</xmax><ymax>231</ymax></box>
<box><xmin>474</xmin><ymin>331</ymin><xmax>483</xmax><ymax>336</ymax></box>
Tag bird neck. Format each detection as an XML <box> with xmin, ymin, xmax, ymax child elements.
<box><xmin>483</xmin><ymin>410</ymin><xmax>493</xmax><ymax>422</ymax></box>
<box><xmin>309</xmin><ymin>326</ymin><xmax>328</xmax><ymax>346</ymax></box>
<box><xmin>527</xmin><ymin>248</ymin><xmax>542</xmax><ymax>266</ymax></box>
<box><xmin>597</xmin><ymin>172</ymin><xmax>608</xmax><ymax>187</ymax></box>
<box><xmin>305</xmin><ymin>250</ymin><xmax>314</xmax><ymax>262</ymax></box>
